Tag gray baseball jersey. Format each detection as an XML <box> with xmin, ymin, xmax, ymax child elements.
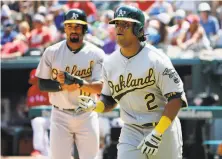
<box><xmin>102</xmin><ymin>43</ymin><xmax>185</xmax><ymax>125</ymax></box>
<box><xmin>36</xmin><ymin>40</ymin><xmax>105</xmax><ymax>159</ymax></box>
<box><xmin>36</xmin><ymin>40</ymin><xmax>105</xmax><ymax>109</ymax></box>
<box><xmin>102</xmin><ymin>43</ymin><xmax>185</xmax><ymax>159</ymax></box>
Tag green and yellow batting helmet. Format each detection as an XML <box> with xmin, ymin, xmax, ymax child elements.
<box><xmin>63</xmin><ymin>9</ymin><xmax>88</xmax><ymax>33</ymax></box>
<box><xmin>109</xmin><ymin>5</ymin><xmax>145</xmax><ymax>38</ymax></box>
<box><xmin>63</xmin><ymin>9</ymin><xmax>87</xmax><ymax>25</ymax></box>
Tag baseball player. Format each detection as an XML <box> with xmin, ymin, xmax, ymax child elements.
<box><xmin>27</xmin><ymin>69</ymin><xmax>51</xmax><ymax>156</ymax></box>
<box><xmin>77</xmin><ymin>5</ymin><xmax>188</xmax><ymax>159</ymax></box>
<box><xmin>35</xmin><ymin>9</ymin><xmax>105</xmax><ymax>159</ymax></box>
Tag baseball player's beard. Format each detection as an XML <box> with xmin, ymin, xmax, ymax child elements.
<box><xmin>70</xmin><ymin>37</ymin><xmax>80</xmax><ymax>43</ymax></box>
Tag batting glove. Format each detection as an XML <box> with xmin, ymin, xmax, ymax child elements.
<box><xmin>64</xmin><ymin>72</ymin><xmax>84</xmax><ymax>87</ymax></box>
<box><xmin>77</xmin><ymin>96</ymin><xmax>96</xmax><ymax>112</ymax></box>
<box><xmin>137</xmin><ymin>129</ymin><xmax>162</xmax><ymax>155</ymax></box>
<box><xmin>75</xmin><ymin>106</ymin><xmax>84</xmax><ymax>113</ymax></box>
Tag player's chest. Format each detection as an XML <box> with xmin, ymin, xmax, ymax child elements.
<box><xmin>106</xmin><ymin>56</ymin><xmax>157</xmax><ymax>100</ymax></box>
<box><xmin>108</xmin><ymin>56</ymin><xmax>154</xmax><ymax>83</ymax></box>
<box><xmin>52</xmin><ymin>52</ymin><xmax>95</xmax><ymax>78</ymax></box>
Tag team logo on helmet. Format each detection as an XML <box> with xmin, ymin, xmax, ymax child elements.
<box><xmin>117</xmin><ymin>9</ymin><xmax>126</xmax><ymax>17</ymax></box>
<box><xmin>71</xmin><ymin>13</ymin><xmax>79</xmax><ymax>20</ymax></box>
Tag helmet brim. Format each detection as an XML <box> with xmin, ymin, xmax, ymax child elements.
<box><xmin>109</xmin><ymin>17</ymin><xmax>140</xmax><ymax>24</ymax></box>
<box><xmin>63</xmin><ymin>20</ymin><xmax>87</xmax><ymax>25</ymax></box>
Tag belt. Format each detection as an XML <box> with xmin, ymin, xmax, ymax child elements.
<box><xmin>53</xmin><ymin>105</ymin><xmax>76</xmax><ymax>112</ymax></box>
<box><xmin>142</xmin><ymin>122</ymin><xmax>158</xmax><ymax>127</ymax></box>
<box><xmin>133</xmin><ymin>122</ymin><xmax>158</xmax><ymax>128</ymax></box>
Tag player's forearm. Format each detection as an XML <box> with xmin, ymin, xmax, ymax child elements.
<box><xmin>38</xmin><ymin>78</ymin><xmax>62</xmax><ymax>92</ymax></box>
<box><xmin>100</xmin><ymin>94</ymin><xmax>117</xmax><ymax>112</ymax></box>
<box><xmin>63</xmin><ymin>72</ymin><xmax>102</xmax><ymax>94</ymax></box>
<box><xmin>161</xmin><ymin>98</ymin><xmax>182</xmax><ymax>121</ymax></box>
<box><xmin>103</xmin><ymin>103</ymin><xmax>118</xmax><ymax>112</ymax></box>
<box><xmin>93</xmin><ymin>94</ymin><xmax>117</xmax><ymax>113</ymax></box>
<box><xmin>154</xmin><ymin>98</ymin><xmax>184</xmax><ymax>135</ymax></box>
<box><xmin>80</xmin><ymin>81</ymin><xmax>103</xmax><ymax>94</ymax></box>
<box><xmin>94</xmin><ymin>101</ymin><xmax>117</xmax><ymax>113</ymax></box>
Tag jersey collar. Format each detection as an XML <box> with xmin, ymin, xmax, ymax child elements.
<box><xmin>66</xmin><ymin>42</ymin><xmax>85</xmax><ymax>54</ymax></box>
<box><xmin>120</xmin><ymin>42</ymin><xmax>145</xmax><ymax>59</ymax></box>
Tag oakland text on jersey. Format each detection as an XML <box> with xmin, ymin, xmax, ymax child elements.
<box><xmin>108</xmin><ymin>68</ymin><xmax>155</xmax><ymax>101</ymax></box>
<box><xmin>51</xmin><ymin>61</ymin><xmax>94</xmax><ymax>80</ymax></box>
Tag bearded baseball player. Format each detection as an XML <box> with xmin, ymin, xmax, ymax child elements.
<box><xmin>35</xmin><ymin>9</ymin><xmax>105</xmax><ymax>159</ymax></box>
<box><xmin>77</xmin><ymin>5</ymin><xmax>188</xmax><ymax>159</ymax></box>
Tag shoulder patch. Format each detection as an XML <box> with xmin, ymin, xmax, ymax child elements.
<box><xmin>162</xmin><ymin>68</ymin><xmax>180</xmax><ymax>84</ymax></box>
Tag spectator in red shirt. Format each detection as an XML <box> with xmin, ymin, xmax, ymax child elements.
<box><xmin>28</xmin><ymin>14</ymin><xmax>52</xmax><ymax>51</ymax></box>
<box><xmin>1</xmin><ymin>20</ymin><xmax>31</xmax><ymax>59</ymax></box>
<box><xmin>1</xmin><ymin>35</ymin><xmax>28</xmax><ymax>59</ymax></box>
<box><xmin>27</xmin><ymin>69</ymin><xmax>50</xmax><ymax>107</ymax></box>
<box><xmin>27</xmin><ymin>69</ymin><xmax>51</xmax><ymax>156</ymax></box>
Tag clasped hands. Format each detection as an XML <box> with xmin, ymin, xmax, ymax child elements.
<box><xmin>56</xmin><ymin>71</ymin><xmax>80</xmax><ymax>91</ymax></box>
<box><xmin>57</xmin><ymin>71</ymin><xmax>94</xmax><ymax>113</ymax></box>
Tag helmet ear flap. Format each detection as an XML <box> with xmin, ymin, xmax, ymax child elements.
<box><xmin>83</xmin><ymin>25</ymin><xmax>88</xmax><ymax>34</ymax></box>
<box><xmin>133</xmin><ymin>23</ymin><xmax>143</xmax><ymax>38</ymax></box>
<box><xmin>133</xmin><ymin>23</ymin><xmax>139</xmax><ymax>37</ymax></box>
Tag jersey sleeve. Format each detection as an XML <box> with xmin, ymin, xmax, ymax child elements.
<box><xmin>154</xmin><ymin>55</ymin><xmax>188</xmax><ymax>107</ymax></box>
<box><xmin>91</xmin><ymin>49</ymin><xmax>105</xmax><ymax>81</ymax></box>
<box><xmin>101</xmin><ymin>65</ymin><xmax>112</xmax><ymax>96</ymax></box>
<box><xmin>154</xmin><ymin>55</ymin><xmax>184</xmax><ymax>96</ymax></box>
<box><xmin>35</xmin><ymin>47</ymin><xmax>53</xmax><ymax>79</ymax></box>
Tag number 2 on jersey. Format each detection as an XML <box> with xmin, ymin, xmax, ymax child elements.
<box><xmin>80</xmin><ymin>90</ymin><xmax>91</xmax><ymax>97</ymax></box>
<box><xmin>145</xmin><ymin>93</ymin><xmax>158</xmax><ymax>111</ymax></box>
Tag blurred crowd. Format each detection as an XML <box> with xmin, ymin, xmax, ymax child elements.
<box><xmin>1</xmin><ymin>0</ymin><xmax>222</xmax><ymax>59</ymax></box>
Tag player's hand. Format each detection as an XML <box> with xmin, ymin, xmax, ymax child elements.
<box><xmin>75</xmin><ymin>106</ymin><xmax>84</xmax><ymax>113</ymax></box>
<box><xmin>61</xmin><ymin>83</ymin><xmax>80</xmax><ymax>92</ymax></box>
<box><xmin>64</xmin><ymin>72</ymin><xmax>84</xmax><ymax>86</ymax></box>
<box><xmin>137</xmin><ymin>129</ymin><xmax>162</xmax><ymax>156</ymax></box>
<box><xmin>77</xmin><ymin>96</ymin><xmax>96</xmax><ymax>112</ymax></box>
<box><xmin>57</xmin><ymin>71</ymin><xmax>65</xmax><ymax>84</ymax></box>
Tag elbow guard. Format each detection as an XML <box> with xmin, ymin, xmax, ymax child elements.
<box><xmin>100</xmin><ymin>94</ymin><xmax>117</xmax><ymax>106</ymax></box>
<box><xmin>38</xmin><ymin>78</ymin><xmax>62</xmax><ymax>92</ymax></box>
<box><xmin>164</xmin><ymin>92</ymin><xmax>188</xmax><ymax>107</ymax></box>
